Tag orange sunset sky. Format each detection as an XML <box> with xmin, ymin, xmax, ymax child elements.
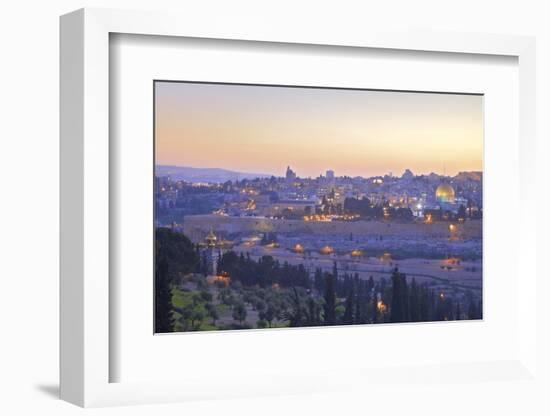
<box><xmin>155</xmin><ymin>81</ymin><xmax>483</xmax><ymax>178</ymax></box>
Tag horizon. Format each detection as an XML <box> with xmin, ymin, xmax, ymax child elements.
<box><xmin>155</xmin><ymin>163</ymin><xmax>482</xmax><ymax>180</ymax></box>
<box><xmin>155</xmin><ymin>82</ymin><xmax>483</xmax><ymax>177</ymax></box>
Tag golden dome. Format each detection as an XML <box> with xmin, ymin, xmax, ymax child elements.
<box><xmin>205</xmin><ymin>229</ymin><xmax>217</xmax><ymax>246</ymax></box>
<box><xmin>435</xmin><ymin>182</ymin><xmax>455</xmax><ymax>203</ymax></box>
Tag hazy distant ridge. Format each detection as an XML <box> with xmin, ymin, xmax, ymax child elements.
<box><xmin>156</xmin><ymin>165</ymin><xmax>272</xmax><ymax>183</ymax></box>
<box><xmin>156</xmin><ymin>165</ymin><xmax>482</xmax><ymax>183</ymax></box>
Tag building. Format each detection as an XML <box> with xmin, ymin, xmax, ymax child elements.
<box><xmin>203</xmin><ymin>229</ymin><xmax>221</xmax><ymax>275</ymax></box>
<box><xmin>435</xmin><ymin>182</ymin><xmax>456</xmax><ymax>204</ymax></box>
<box><xmin>285</xmin><ymin>166</ymin><xmax>297</xmax><ymax>182</ymax></box>
<box><xmin>326</xmin><ymin>170</ymin><xmax>335</xmax><ymax>180</ymax></box>
<box><xmin>259</xmin><ymin>199</ymin><xmax>316</xmax><ymax>217</ymax></box>
<box><xmin>401</xmin><ymin>169</ymin><xmax>414</xmax><ymax>181</ymax></box>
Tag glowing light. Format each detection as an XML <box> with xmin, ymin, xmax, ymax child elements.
<box><xmin>442</xmin><ymin>257</ymin><xmax>460</xmax><ymax>266</ymax></box>
<box><xmin>436</xmin><ymin>183</ymin><xmax>456</xmax><ymax>203</ymax></box>
<box><xmin>319</xmin><ymin>245</ymin><xmax>334</xmax><ymax>255</ymax></box>
<box><xmin>379</xmin><ymin>252</ymin><xmax>392</xmax><ymax>262</ymax></box>
<box><xmin>209</xmin><ymin>274</ymin><xmax>231</xmax><ymax>286</ymax></box>
<box><xmin>303</xmin><ymin>214</ymin><xmax>332</xmax><ymax>222</ymax></box>
<box><xmin>351</xmin><ymin>249</ymin><xmax>363</xmax><ymax>257</ymax></box>
<box><xmin>293</xmin><ymin>243</ymin><xmax>305</xmax><ymax>253</ymax></box>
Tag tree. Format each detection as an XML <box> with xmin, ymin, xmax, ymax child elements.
<box><xmin>175</xmin><ymin>305</ymin><xmax>192</xmax><ymax>331</ymax></box>
<box><xmin>217</xmin><ymin>251</ymin><xmax>240</xmax><ymax>278</ymax></box>
<box><xmin>200</xmin><ymin>290</ymin><xmax>213</xmax><ymax>302</ymax></box>
<box><xmin>468</xmin><ymin>299</ymin><xmax>481</xmax><ymax>320</ymax></box>
<box><xmin>155</xmin><ymin>259</ymin><xmax>173</xmax><ymax>333</ymax></box>
<box><xmin>206</xmin><ymin>303</ymin><xmax>219</xmax><ymax>325</ymax></box>
<box><xmin>372</xmin><ymin>292</ymin><xmax>380</xmax><ymax>324</ymax></box>
<box><xmin>409</xmin><ymin>278</ymin><xmax>421</xmax><ymax>322</ymax></box>
<box><xmin>190</xmin><ymin>303</ymin><xmax>206</xmax><ymax>329</ymax></box>
<box><xmin>260</xmin><ymin>301</ymin><xmax>277</xmax><ymax>327</ymax></box>
<box><xmin>390</xmin><ymin>268</ymin><xmax>408</xmax><ymax>323</ymax></box>
<box><xmin>314</xmin><ymin>267</ymin><xmax>324</xmax><ymax>294</ymax></box>
<box><xmin>285</xmin><ymin>287</ymin><xmax>306</xmax><ymax>327</ymax></box>
<box><xmin>323</xmin><ymin>273</ymin><xmax>337</xmax><ymax>325</ymax></box>
<box><xmin>343</xmin><ymin>284</ymin><xmax>355</xmax><ymax>325</ymax></box>
<box><xmin>218</xmin><ymin>287</ymin><xmax>234</xmax><ymax>306</ymax></box>
<box><xmin>354</xmin><ymin>274</ymin><xmax>364</xmax><ymax>324</ymax></box>
<box><xmin>232</xmin><ymin>302</ymin><xmax>247</xmax><ymax>324</ymax></box>
<box><xmin>155</xmin><ymin>228</ymin><xmax>198</xmax><ymax>333</ymax></box>
<box><xmin>419</xmin><ymin>284</ymin><xmax>431</xmax><ymax>321</ymax></box>
<box><xmin>305</xmin><ymin>296</ymin><xmax>322</xmax><ymax>326</ymax></box>
<box><xmin>457</xmin><ymin>204</ymin><xmax>467</xmax><ymax>221</ymax></box>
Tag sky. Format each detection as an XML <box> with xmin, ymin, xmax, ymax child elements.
<box><xmin>155</xmin><ymin>81</ymin><xmax>483</xmax><ymax>178</ymax></box>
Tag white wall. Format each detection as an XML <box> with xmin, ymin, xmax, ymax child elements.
<box><xmin>1</xmin><ymin>1</ymin><xmax>548</xmax><ymax>414</ymax></box>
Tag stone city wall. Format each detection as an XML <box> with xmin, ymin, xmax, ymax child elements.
<box><xmin>182</xmin><ymin>214</ymin><xmax>482</xmax><ymax>242</ymax></box>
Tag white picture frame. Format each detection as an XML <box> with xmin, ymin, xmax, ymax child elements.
<box><xmin>60</xmin><ymin>7</ymin><xmax>538</xmax><ymax>408</ymax></box>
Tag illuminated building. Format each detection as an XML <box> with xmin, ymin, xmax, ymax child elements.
<box><xmin>205</xmin><ymin>228</ymin><xmax>217</xmax><ymax>247</ymax></box>
<box><xmin>261</xmin><ymin>200</ymin><xmax>315</xmax><ymax>217</ymax></box>
<box><xmin>203</xmin><ymin>229</ymin><xmax>221</xmax><ymax>275</ymax></box>
<box><xmin>435</xmin><ymin>182</ymin><xmax>456</xmax><ymax>204</ymax></box>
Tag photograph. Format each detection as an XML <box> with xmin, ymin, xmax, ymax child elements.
<box><xmin>154</xmin><ymin>81</ymin><xmax>483</xmax><ymax>333</ymax></box>
<box><xmin>2</xmin><ymin>1</ymin><xmax>543</xmax><ymax>413</ymax></box>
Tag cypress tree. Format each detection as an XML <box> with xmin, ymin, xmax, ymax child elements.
<box><xmin>409</xmin><ymin>278</ymin><xmax>420</xmax><ymax>322</ymax></box>
<box><xmin>343</xmin><ymin>284</ymin><xmax>355</xmax><ymax>325</ymax></box>
<box><xmin>455</xmin><ymin>302</ymin><xmax>461</xmax><ymax>320</ymax></box>
<box><xmin>323</xmin><ymin>273</ymin><xmax>337</xmax><ymax>325</ymax></box>
<box><xmin>372</xmin><ymin>292</ymin><xmax>380</xmax><ymax>324</ymax></box>
<box><xmin>314</xmin><ymin>267</ymin><xmax>324</xmax><ymax>294</ymax></box>
<box><xmin>155</xmin><ymin>228</ymin><xmax>199</xmax><ymax>333</ymax></box>
<box><xmin>354</xmin><ymin>274</ymin><xmax>363</xmax><ymax>324</ymax></box>
<box><xmin>155</xmin><ymin>258</ymin><xmax>173</xmax><ymax>333</ymax></box>
<box><xmin>390</xmin><ymin>268</ymin><xmax>406</xmax><ymax>323</ymax></box>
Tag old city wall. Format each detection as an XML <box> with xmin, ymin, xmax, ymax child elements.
<box><xmin>183</xmin><ymin>214</ymin><xmax>482</xmax><ymax>242</ymax></box>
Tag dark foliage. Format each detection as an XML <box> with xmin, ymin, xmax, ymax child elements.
<box><xmin>217</xmin><ymin>252</ymin><xmax>310</xmax><ymax>288</ymax></box>
<box><xmin>155</xmin><ymin>228</ymin><xmax>199</xmax><ymax>332</ymax></box>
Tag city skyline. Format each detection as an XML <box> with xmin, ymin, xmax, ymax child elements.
<box><xmin>155</xmin><ymin>163</ymin><xmax>478</xmax><ymax>180</ymax></box>
<box><xmin>155</xmin><ymin>81</ymin><xmax>483</xmax><ymax>178</ymax></box>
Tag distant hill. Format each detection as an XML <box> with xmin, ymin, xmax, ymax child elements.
<box><xmin>155</xmin><ymin>165</ymin><xmax>272</xmax><ymax>183</ymax></box>
<box><xmin>424</xmin><ymin>171</ymin><xmax>482</xmax><ymax>182</ymax></box>
<box><xmin>454</xmin><ymin>171</ymin><xmax>483</xmax><ymax>182</ymax></box>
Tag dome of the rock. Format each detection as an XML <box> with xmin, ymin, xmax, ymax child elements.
<box><xmin>435</xmin><ymin>182</ymin><xmax>455</xmax><ymax>203</ymax></box>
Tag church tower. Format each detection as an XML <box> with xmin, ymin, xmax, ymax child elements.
<box><xmin>203</xmin><ymin>228</ymin><xmax>219</xmax><ymax>275</ymax></box>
